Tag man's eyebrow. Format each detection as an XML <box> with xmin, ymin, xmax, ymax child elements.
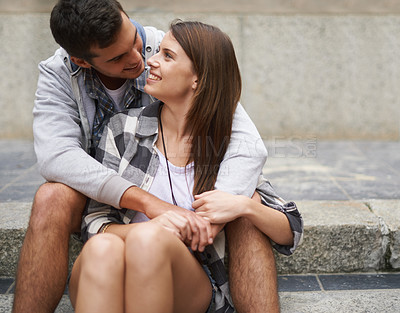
<box><xmin>133</xmin><ymin>27</ymin><xmax>138</xmax><ymax>45</ymax></box>
<box><xmin>106</xmin><ymin>28</ymin><xmax>138</xmax><ymax>63</ymax></box>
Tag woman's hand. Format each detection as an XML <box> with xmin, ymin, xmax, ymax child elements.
<box><xmin>150</xmin><ymin>211</ymin><xmax>191</xmax><ymax>241</ymax></box>
<box><xmin>192</xmin><ymin>190</ymin><xmax>249</xmax><ymax>224</ymax></box>
<box><xmin>150</xmin><ymin>210</ymin><xmax>213</xmax><ymax>252</ymax></box>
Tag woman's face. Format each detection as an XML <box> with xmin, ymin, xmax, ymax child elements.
<box><xmin>144</xmin><ymin>31</ymin><xmax>198</xmax><ymax>105</ymax></box>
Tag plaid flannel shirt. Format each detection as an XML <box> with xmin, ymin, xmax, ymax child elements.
<box><xmin>82</xmin><ymin>100</ymin><xmax>303</xmax><ymax>313</ymax></box>
<box><xmin>83</xmin><ymin>66</ymin><xmax>147</xmax><ymax>153</ymax></box>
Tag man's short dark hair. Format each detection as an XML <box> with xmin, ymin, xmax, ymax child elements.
<box><xmin>50</xmin><ymin>0</ymin><xmax>127</xmax><ymax>61</ymax></box>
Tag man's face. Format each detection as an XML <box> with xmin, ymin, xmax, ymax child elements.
<box><xmin>88</xmin><ymin>12</ymin><xmax>144</xmax><ymax>80</ymax></box>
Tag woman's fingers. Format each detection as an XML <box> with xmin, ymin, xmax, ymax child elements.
<box><xmin>151</xmin><ymin>210</ymin><xmax>213</xmax><ymax>251</ymax></box>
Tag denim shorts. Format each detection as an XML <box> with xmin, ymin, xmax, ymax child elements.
<box><xmin>202</xmin><ymin>264</ymin><xmax>216</xmax><ymax>313</ymax></box>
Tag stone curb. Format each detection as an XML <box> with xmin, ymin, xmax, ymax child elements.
<box><xmin>274</xmin><ymin>200</ymin><xmax>400</xmax><ymax>273</ymax></box>
<box><xmin>1</xmin><ymin>200</ymin><xmax>400</xmax><ymax>276</ymax></box>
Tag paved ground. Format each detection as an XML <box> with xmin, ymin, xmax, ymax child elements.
<box><xmin>262</xmin><ymin>139</ymin><xmax>400</xmax><ymax>201</ymax></box>
<box><xmin>1</xmin><ymin>139</ymin><xmax>399</xmax><ymax>203</ymax></box>
<box><xmin>1</xmin><ymin>139</ymin><xmax>400</xmax><ymax>312</ymax></box>
<box><xmin>1</xmin><ymin>273</ymin><xmax>400</xmax><ymax>312</ymax></box>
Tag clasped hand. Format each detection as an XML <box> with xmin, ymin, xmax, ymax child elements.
<box><xmin>150</xmin><ymin>190</ymin><xmax>250</xmax><ymax>252</ymax></box>
<box><xmin>150</xmin><ymin>210</ymin><xmax>213</xmax><ymax>252</ymax></box>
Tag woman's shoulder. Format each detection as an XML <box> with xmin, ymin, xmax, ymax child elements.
<box><xmin>107</xmin><ymin>100</ymin><xmax>161</xmax><ymax>136</ymax></box>
<box><xmin>117</xmin><ymin>100</ymin><xmax>161</xmax><ymax>119</ymax></box>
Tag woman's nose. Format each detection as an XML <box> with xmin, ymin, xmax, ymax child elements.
<box><xmin>147</xmin><ymin>54</ymin><xmax>159</xmax><ymax>67</ymax></box>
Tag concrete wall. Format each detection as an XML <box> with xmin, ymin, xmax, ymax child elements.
<box><xmin>1</xmin><ymin>0</ymin><xmax>399</xmax><ymax>140</ymax></box>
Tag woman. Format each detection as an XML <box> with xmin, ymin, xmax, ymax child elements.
<box><xmin>69</xmin><ymin>21</ymin><xmax>301</xmax><ymax>313</ymax></box>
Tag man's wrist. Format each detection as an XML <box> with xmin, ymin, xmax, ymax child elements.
<box><xmin>119</xmin><ymin>186</ymin><xmax>177</xmax><ymax>219</ymax></box>
<box><xmin>119</xmin><ymin>186</ymin><xmax>138</xmax><ymax>209</ymax></box>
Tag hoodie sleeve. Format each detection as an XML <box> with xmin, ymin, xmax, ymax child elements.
<box><xmin>214</xmin><ymin>103</ymin><xmax>268</xmax><ymax>197</ymax></box>
<box><xmin>33</xmin><ymin>50</ymin><xmax>133</xmax><ymax>208</ymax></box>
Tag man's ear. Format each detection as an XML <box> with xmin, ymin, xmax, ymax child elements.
<box><xmin>70</xmin><ymin>56</ymin><xmax>92</xmax><ymax>68</ymax></box>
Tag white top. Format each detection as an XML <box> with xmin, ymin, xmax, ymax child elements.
<box><xmin>131</xmin><ymin>147</ymin><xmax>195</xmax><ymax>223</ymax></box>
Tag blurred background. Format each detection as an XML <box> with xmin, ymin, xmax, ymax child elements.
<box><xmin>0</xmin><ymin>0</ymin><xmax>399</xmax><ymax>141</ymax></box>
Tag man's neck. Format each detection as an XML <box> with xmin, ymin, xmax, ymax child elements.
<box><xmin>95</xmin><ymin>71</ymin><xmax>127</xmax><ymax>90</ymax></box>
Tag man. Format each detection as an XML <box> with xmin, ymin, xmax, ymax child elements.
<box><xmin>13</xmin><ymin>0</ymin><xmax>302</xmax><ymax>312</ymax></box>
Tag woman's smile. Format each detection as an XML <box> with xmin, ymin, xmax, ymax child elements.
<box><xmin>148</xmin><ymin>72</ymin><xmax>162</xmax><ymax>81</ymax></box>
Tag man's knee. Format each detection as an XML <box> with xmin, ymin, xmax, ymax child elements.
<box><xmin>227</xmin><ymin>217</ymin><xmax>264</xmax><ymax>242</ymax></box>
<box><xmin>30</xmin><ymin>182</ymin><xmax>86</xmax><ymax>233</ymax></box>
<box><xmin>226</xmin><ymin>217</ymin><xmax>274</xmax><ymax>257</ymax></box>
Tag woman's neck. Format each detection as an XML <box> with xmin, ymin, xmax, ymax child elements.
<box><xmin>157</xmin><ymin>101</ymin><xmax>193</xmax><ymax>166</ymax></box>
<box><xmin>160</xmin><ymin>102</ymin><xmax>192</xmax><ymax>140</ymax></box>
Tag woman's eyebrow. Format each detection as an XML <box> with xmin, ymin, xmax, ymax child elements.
<box><xmin>162</xmin><ymin>47</ymin><xmax>177</xmax><ymax>56</ymax></box>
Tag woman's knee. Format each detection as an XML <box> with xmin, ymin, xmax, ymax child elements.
<box><xmin>81</xmin><ymin>234</ymin><xmax>125</xmax><ymax>274</ymax></box>
<box><xmin>30</xmin><ymin>182</ymin><xmax>86</xmax><ymax>232</ymax></box>
<box><xmin>125</xmin><ymin>223</ymin><xmax>175</xmax><ymax>265</ymax></box>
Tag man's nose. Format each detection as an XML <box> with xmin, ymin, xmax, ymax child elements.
<box><xmin>127</xmin><ymin>47</ymin><xmax>142</xmax><ymax>64</ymax></box>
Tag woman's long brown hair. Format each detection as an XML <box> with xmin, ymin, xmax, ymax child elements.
<box><xmin>170</xmin><ymin>21</ymin><xmax>242</xmax><ymax>195</ymax></box>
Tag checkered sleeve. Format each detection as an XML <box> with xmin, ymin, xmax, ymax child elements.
<box><xmin>256</xmin><ymin>175</ymin><xmax>304</xmax><ymax>256</ymax></box>
<box><xmin>81</xmin><ymin>110</ymin><xmax>140</xmax><ymax>241</ymax></box>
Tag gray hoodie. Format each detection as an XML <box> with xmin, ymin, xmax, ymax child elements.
<box><xmin>33</xmin><ymin>25</ymin><xmax>268</xmax><ymax>209</ymax></box>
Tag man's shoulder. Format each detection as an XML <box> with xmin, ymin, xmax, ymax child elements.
<box><xmin>39</xmin><ymin>47</ymin><xmax>76</xmax><ymax>76</ymax></box>
<box><xmin>143</xmin><ymin>25</ymin><xmax>165</xmax><ymax>38</ymax></box>
<box><xmin>143</xmin><ymin>26</ymin><xmax>165</xmax><ymax>56</ymax></box>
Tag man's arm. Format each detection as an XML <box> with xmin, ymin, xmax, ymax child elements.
<box><xmin>33</xmin><ymin>50</ymin><xmax>133</xmax><ymax>209</ymax></box>
<box><xmin>214</xmin><ymin>103</ymin><xmax>267</xmax><ymax>197</ymax></box>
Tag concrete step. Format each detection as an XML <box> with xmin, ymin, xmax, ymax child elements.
<box><xmin>1</xmin><ymin>199</ymin><xmax>400</xmax><ymax>277</ymax></box>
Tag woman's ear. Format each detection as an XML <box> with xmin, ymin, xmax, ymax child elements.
<box><xmin>70</xmin><ymin>56</ymin><xmax>92</xmax><ymax>69</ymax></box>
<box><xmin>192</xmin><ymin>79</ymin><xmax>198</xmax><ymax>90</ymax></box>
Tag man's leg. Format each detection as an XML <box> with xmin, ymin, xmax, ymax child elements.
<box><xmin>12</xmin><ymin>183</ymin><xmax>86</xmax><ymax>313</ymax></box>
<box><xmin>226</xmin><ymin>217</ymin><xmax>280</xmax><ymax>313</ymax></box>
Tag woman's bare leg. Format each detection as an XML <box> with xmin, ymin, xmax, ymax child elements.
<box><xmin>124</xmin><ymin>223</ymin><xmax>212</xmax><ymax>313</ymax></box>
<box><xmin>69</xmin><ymin>234</ymin><xmax>125</xmax><ymax>313</ymax></box>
